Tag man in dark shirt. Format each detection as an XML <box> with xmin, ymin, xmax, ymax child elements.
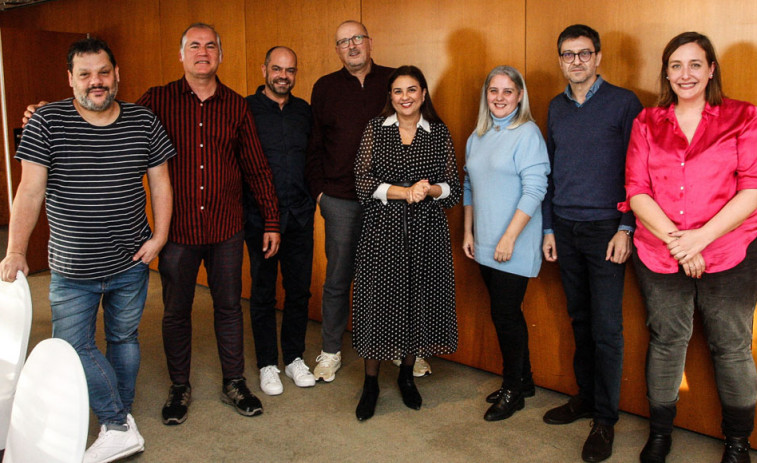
<box><xmin>541</xmin><ymin>24</ymin><xmax>642</xmax><ymax>463</ymax></box>
<box><xmin>305</xmin><ymin>20</ymin><xmax>394</xmax><ymax>382</ymax></box>
<box><xmin>245</xmin><ymin>46</ymin><xmax>316</xmax><ymax>396</ymax></box>
<box><xmin>136</xmin><ymin>23</ymin><xmax>280</xmax><ymax>425</ymax></box>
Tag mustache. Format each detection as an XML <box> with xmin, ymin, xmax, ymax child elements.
<box><xmin>87</xmin><ymin>85</ymin><xmax>111</xmax><ymax>94</ymax></box>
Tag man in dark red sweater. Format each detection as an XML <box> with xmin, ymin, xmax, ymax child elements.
<box><xmin>305</xmin><ymin>20</ymin><xmax>393</xmax><ymax>383</ymax></box>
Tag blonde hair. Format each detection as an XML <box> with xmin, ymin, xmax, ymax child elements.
<box><xmin>474</xmin><ymin>66</ymin><xmax>534</xmax><ymax>137</ymax></box>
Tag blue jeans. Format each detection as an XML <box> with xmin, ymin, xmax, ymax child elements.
<box><xmin>634</xmin><ymin>239</ymin><xmax>757</xmax><ymax>437</ymax></box>
<box><xmin>318</xmin><ymin>194</ymin><xmax>362</xmax><ymax>353</ymax></box>
<box><xmin>49</xmin><ymin>263</ymin><xmax>149</xmax><ymax>426</ymax></box>
<box><xmin>553</xmin><ymin>216</ymin><xmax>625</xmax><ymax>425</ymax></box>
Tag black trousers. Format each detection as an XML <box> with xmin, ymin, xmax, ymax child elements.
<box><xmin>246</xmin><ymin>216</ymin><xmax>314</xmax><ymax>368</ymax></box>
<box><xmin>479</xmin><ymin>264</ymin><xmax>531</xmax><ymax>391</ymax></box>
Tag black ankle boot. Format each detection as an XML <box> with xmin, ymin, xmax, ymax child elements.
<box><xmin>721</xmin><ymin>436</ymin><xmax>750</xmax><ymax>463</ymax></box>
<box><xmin>398</xmin><ymin>364</ymin><xmax>422</xmax><ymax>410</ymax></box>
<box><xmin>356</xmin><ymin>375</ymin><xmax>379</xmax><ymax>421</ymax></box>
<box><xmin>640</xmin><ymin>431</ymin><xmax>672</xmax><ymax>463</ymax></box>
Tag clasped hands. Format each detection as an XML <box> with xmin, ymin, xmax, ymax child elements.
<box><xmin>666</xmin><ymin>228</ymin><xmax>709</xmax><ymax>278</ymax></box>
<box><xmin>404</xmin><ymin>180</ymin><xmax>431</xmax><ymax>204</ymax></box>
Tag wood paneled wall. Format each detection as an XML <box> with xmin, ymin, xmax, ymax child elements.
<box><xmin>2</xmin><ymin>0</ymin><xmax>757</xmax><ymax>441</ymax></box>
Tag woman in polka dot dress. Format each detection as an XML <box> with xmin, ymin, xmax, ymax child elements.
<box><xmin>352</xmin><ymin>65</ymin><xmax>461</xmax><ymax>421</ymax></box>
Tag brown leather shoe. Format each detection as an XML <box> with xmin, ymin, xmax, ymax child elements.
<box><xmin>543</xmin><ymin>395</ymin><xmax>594</xmax><ymax>424</ymax></box>
<box><xmin>582</xmin><ymin>422</ymin><xmax>614</xmax><ymax>462</ymax></box>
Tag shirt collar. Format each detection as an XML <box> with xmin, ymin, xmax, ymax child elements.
<box><xmin>255</xmin><ymin>84</ymin><xmax>291</xmax><ymax>109</ymax></box>
<box><xmin>180</xmin><ymin>75</ymin><xmax>228</xmax><ymax>100</ymax></box>
<box><xmin>339</xmin><ymin>59</ymin><xmax>377</xmax><ymax>81</ymax></box>
<box><xmin>663</xmin><ymin>101</ymin><xmax>721</xmax><ymax>123</ymax></box>
<box><xmin>564</xmin><ymin>75</ymin><xmax>604</xmax><ymax>107</ymax></box>
<box><xmin>382</xmin><ymin>113</ymin><xmax>431</xmax><ymax>132</ymax></box>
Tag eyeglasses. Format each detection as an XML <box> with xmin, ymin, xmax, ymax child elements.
<box><xmin>336</xmin><ymin>35</ymin><xmax>369</xmax><ymax>49</ymax></box>
<box><xmin>560</xmin><ymin>50</ymin><xmax>596</xmax><ymax>63</ymax></box>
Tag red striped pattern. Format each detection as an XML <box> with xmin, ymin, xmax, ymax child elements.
<box><xmin>137</xmin><ymin>77</ymin><xmax>279</xmax><ymax>245</ymax></box>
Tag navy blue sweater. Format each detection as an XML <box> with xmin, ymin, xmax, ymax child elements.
<box><xmin>542</xmin><ymin>80</ymin><xmax>642</xmax><ymax>230</ymax></box>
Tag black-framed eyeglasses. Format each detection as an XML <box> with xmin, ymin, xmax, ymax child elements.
<box><xmin>336</xmin><ymin>35</ymin><xmax>369</xmax><ymax>49</ymax></box>
<box><xmin>560</xmin><ymin>50</ymin><xmax>596</xmax><ymax>63</ymax></box>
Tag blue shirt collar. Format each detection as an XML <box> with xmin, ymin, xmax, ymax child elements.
<box><xmin>564</xmin><ymin>75</ymin><xmax>604</xmax><ymax>107</ymax></box>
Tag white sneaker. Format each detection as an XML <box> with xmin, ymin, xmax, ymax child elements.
<box><xmin>259</xmin><ymin>365</ymin><xmax>283</xmax><ymax>395</ymax></box>
<box><xmin>391</xmin><ymin>357</ymin><xmax>432</xmax><ymax>377</ymax></box>
<box><xmin>126</xmin><ymin>414</ymin><xmax>145</xmax><ymax>448</ymax></box>
<box><xmin>285</xmin><ymin>357</ymin><xmax>316</xmax><ymax>387</ymax></box>
<box><xmin>83</xmin><ymin>419</ymin><xmax>145</xmax><ymax>463</ymax></box>
<box><xmin>414</xmin><ymin>357</ymin><xmax>432</xmax><ymax>377</ymax></box>
<box><xmin>313</xmin><ymin>351</ymin><xmax>341</xmax><ymax>382</ymax></box>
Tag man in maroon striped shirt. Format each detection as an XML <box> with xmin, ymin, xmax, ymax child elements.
<box><xmin>136</xmin><ymin>23</ymin><xmax>280</xmax><ymax>426</ymax></box>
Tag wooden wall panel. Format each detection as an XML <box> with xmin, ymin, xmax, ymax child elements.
<box><xmin>0</xmin><ymin>0</ymin><xmax>163</xmax><ymax>102</ymax></box>
<box><xmin>525</xmin><ymin>0</ymin><xmax>757</xmax><ymax>440</ymax></box>
<box><xmin>243</xmin><ymin>0</ymin><xmax>362</xmax><ymax>311</ymax></box>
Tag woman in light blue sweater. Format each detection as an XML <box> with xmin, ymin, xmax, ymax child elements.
<box><xmin>462</xmin><ymin>65</ymin><xmax>550</xmax><ymax>422</ymax></box>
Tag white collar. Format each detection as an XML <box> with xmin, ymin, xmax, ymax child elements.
<box><xmin>382</xmin><ymin>113</ymin><xmax>431</xmax><ymax>133</ymax></box>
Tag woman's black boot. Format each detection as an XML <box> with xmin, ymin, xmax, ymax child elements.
<box><xmin>356</xmin><ymin>375</ymin><xmax>379</xmax><ymax>421</ymax></box>
<box><xmin>398</xmin><ymin>364</ymin><xmax>422</xmax><ymax>410</ymax></box>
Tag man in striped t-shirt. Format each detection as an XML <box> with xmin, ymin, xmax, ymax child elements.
<box><xmin>0</xmin><ymin>38</ymin><xmax>174</xmax><ymax>463</ymax></box>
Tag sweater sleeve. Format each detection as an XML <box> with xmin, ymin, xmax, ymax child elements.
<box><xmin>463</xmin><ymin>134</ymin><xmax>474</xmax><ymax>207</ymax></box>
<box><xmin>514</xmin><ymin>124</ymin><xmax>550</xmax><ymax>217</ymax></box>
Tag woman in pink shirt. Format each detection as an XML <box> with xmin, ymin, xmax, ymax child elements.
<box><xmin>623</xmin><ymin>32</ymin><xmax>757</xmax><ymax>463</ymax></box>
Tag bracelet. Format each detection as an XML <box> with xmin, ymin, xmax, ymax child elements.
<box><xmin>7</xmin><ymin>251</ymin><xmax>26</xmax><ymax>256</ymax></box>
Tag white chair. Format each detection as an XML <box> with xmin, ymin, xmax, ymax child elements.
<box><xmin>3</xmin><ymin>338</ymin><xmax>89</xmax><ymax>463</ymax></box>
<box><xmin>0</xmin><ymin>271</ymin><xmax>33</xmax><ymax>452</ymax></box>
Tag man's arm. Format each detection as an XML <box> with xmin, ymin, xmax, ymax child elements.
<box><xmin>305</xmin><ymin>82</ymin><xmax>326</xmax><ymax>202</ymax></box>
<box><xmin>132</xmin><ymin>162</ymin><xmax>172</xmax><ymax>263</ymax></box>
<box><xmin>0</xmin><ymin>162</ymin><xmax>47</xmax><ymax>281</ymax></box>
<box><xmin>238</xmin><ymin>108</ymin><xmax>280</xmax><ymax>257</ymax></box>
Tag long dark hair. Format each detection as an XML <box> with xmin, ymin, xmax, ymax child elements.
<box><xmin>658</xmin><ymin>32</ymin><xmax>723</xmax><ymax>107</ymax></box>
<box><xmin>379</xmin><ymin>65</ymin><xmax>442</xmax><ymax>123</ymax></box>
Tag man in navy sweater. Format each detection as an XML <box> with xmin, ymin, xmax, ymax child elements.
<box><xmin>541</xmin><ymin>24</ymin><xmax>642</xmax><ymax>463</ymax></box>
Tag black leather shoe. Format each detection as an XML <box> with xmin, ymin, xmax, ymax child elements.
<box><xmin>640</xmin><ymin>431</ymin><xmax>671</xmax><ymax>463</ymax></box>
<box><xmin>484</xmin><ymin>389</ymin><xmax>524</xmax><ymax>421</ymax></box>
<box><xmin>398</xmin><ymin>365</ymin><xmax>422</xmax><ymax>410</ymax></box>
<box><xmin>486</xmin><ymin>376</ymin><xmax>535</xmax><ymax>403</ymax></box>
<box><xmin>582</xmin><ymin>422</ymin><xmax>614</xmax><ymax>462</ymax></box>
<box><xmin>543</xmin><ymin>395</ymin><xmax>594</xmax><ymax>424</ymax></box>
<box><xmin>356</xmin><ymin>375</ymin><xmax>379</xmax><ymax>421</ymax></box>
<box><xmin>721</xmin><ymin>436</ymin><xmax>751</xmax><ymax>463</ymax></box>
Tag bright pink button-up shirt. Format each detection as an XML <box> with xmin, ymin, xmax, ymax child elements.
<box><xmin>620</xmin><ymin>98</ymin><xmax>757</xmax><ymax>273</ymax></box>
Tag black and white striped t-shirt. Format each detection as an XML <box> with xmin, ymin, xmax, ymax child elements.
<box><xmin>16</xmin><ymin>98</ymin><xmax>176</xmax><ymax>279</ymax></box>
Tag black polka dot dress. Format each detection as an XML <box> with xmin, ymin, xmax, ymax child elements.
<box><xmin>353</xmin><ymin>116</ymin><xmax>461</xmax><ymax>360</ymax></box>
